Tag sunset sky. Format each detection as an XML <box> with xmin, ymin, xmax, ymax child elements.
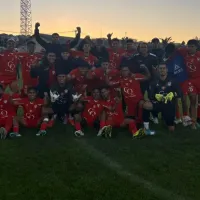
<box><xmin>0</xmin><ymin>0</ymin><xmax>199</xmax><ymax>42</ymax></box>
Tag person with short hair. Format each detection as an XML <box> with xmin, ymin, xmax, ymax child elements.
<box><xmin>142</xmin><ymin>62</ymin><xmax>181</xmax><ymax>132</ymax></box>
<box><xmin>10</xmin><ymin>87</ymin><xmax>48</xmax><ymax>137</ymax></box>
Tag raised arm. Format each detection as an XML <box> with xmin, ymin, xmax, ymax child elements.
<box><xmin>34</xmin><ymin>23</ymin><xmax>48</xmax><ymax>49</ymax></box>
<box><xmin>69</xmin><ymin>27</ymin><xmax>81</xmax><ymax>48</ymax></box>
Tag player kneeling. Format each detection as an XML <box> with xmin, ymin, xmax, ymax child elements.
<box><xmin>98</xmin><ymin>86</ymin><xmax>143</xmax><ymax>138</ymax></box>
<box><xmin>70</xmin><ymin>88</ymin><xmax>110</xmax><ymax>137</ymax></box>
<box><xmin>10</xmin><ymin>87</ymin><xmax>48</xmax><ymax>137</ymax></box>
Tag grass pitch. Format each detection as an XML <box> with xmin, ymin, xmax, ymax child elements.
<box><xmin>0</xmin><ymin>122</ymin><xmax>200</xmax><ymax>200</ymax></box>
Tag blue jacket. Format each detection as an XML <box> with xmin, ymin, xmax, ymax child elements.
<box><xmin>166</xmin><ymin>52</ymin><xmax>188</xmax><ymax>83</ymax></box>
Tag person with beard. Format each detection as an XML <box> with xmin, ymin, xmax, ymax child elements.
<box><xmin>34</xmin><ymin>23</ymin><xmax>81</xmax><ymax>58</ymax></box>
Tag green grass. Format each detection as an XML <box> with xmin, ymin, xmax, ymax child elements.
<box><xmin>0</xmin><ymin>122</ymin><xmax>200</xmax><ymax>200</ymax></box>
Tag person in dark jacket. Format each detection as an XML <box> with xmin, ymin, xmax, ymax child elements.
<box><xmin>56</xmin><ymin>46</ymin><xmax>77</xmax><ymax>75</ymax></box>
<box><xmin>78</xmin><ymin>37</ymin><xmax>109</xmax><ymax>62</ymax></box>
<box><xmin>30</xmin><ymin>49</ymin><xmax>58</xmax><ymax>98</ymax></box>
<box><xmin>151</xmin><ymin>38</ymin><xmax>164</xmax><ymax>63</ymax></box>
<box><xmin>34</xmin><ymin>22</ymin><xmax>81</xmax><ymax>58</ymax></box>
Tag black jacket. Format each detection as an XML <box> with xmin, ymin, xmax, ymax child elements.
<box><xmin>55</xmin><ymin>57</ymin><xmax>76</xmax><ymax>75</ymax></box>
<box><xmin>34</xmin><ymin>28</ymin><xmax>80</xmax><ymax>57</ymax></box>
<box><xmin>30</xmin><ymin>59</ymin><xmax>59</xmax><ymax>98</ymax></box>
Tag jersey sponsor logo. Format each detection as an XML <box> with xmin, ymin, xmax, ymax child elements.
<box><xmin>187</xmin><ymin>62</ymin><xmax>196</xmax><ymax>72</ymax></box>
<box><xmin>123</xmin><ymin>87</ymin><xmax>136</xmax><ymax>97</ymax></box>
<box><xmin>6</xmin><ymin>61</ymin><xmax>15</xmax><ymax>72</ymax></box>
<box><xmin>167</xmin><ymin>82</ymin><xmax>171</xmax><ymax>86</ymax></box>
<box><xmin>25</xmin><ymin>113</ymin><xmax>35</xmax><ymax>119</ymax></box>
<box><xmin>88</xmin><ymin>108</ymin><xmax>96</xmax><ymax>117</ymax></box>
<box><xmin>174</xmin><ymin>64</ymin><xmax>183</xmax><ymax>75</ymax></box>
<box><xmin>0</xmin><ymin>109</ymin><xmax>8</xmax><ymax>118</ymax></box>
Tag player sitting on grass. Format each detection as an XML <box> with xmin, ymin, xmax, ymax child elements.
<box><xmin>45</xmin><ymin>70</ymin><xmax>75</xmax><ymax>126</ymax></box>
<box><xmin>0</xmin><ymin>85</ymin><xmax>15</xmax><ymax>139</ymax></box>
<box><xmin>69</xmin><ymin>88</ymin><xmax>110</xmax><ymax>137</ymax></box>
<box><xmin>98</xmin><ymin>86</ymin><xmax>142</xmax><ymax>138</ymax></box>
<box><xmin>142</xmin><ymin>62</ymin><xmax>182</xmax><ymax>132</ymax></box>
<box><xmin>10</xmin><ymin>87</ymin><xmax>48</xmax><ymax>137</ymax></box>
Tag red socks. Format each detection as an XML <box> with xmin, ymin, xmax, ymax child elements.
<box><xmin>129</xmin><ymin>121</ymin><xmax>137</xmax><ymax>135</ymax></box>
<box><xmin>13</xmin><ymin>125</ymin><xmax>19</xmax><ymax>133</ymax></box>
<box><xmin>40</xmin><ymin>122</ymin><xmax>47</xmax><ymax>131</ymax></box>
<box><xmin>75</xmin><ymin>122</ymin><xmax>81</xmax><ymax>131</ymax></box>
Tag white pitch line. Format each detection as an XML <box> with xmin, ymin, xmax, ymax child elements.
<box><xmin>76</xmin><ymin>139</ymin><xmax>191</xmax><ymax>200</ymax></box>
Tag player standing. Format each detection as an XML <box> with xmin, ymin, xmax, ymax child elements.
<box><xmin>0</xmin><ymin>85</ymin><xmax>14</xmax><ymax>139</ymax></box>
<box><xmin>18</xmin><ymin>41</ymin><xmax>42</xmax><ymax>95</ymax></box>
<box><xmin>0</xmin><ymin>38</ymin><xmax>19</xmax><ymax>89</ymax></box>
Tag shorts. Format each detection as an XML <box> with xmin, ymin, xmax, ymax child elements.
<box><xmin>152</xmin><ymin>101</ymin><xmax>175</xmax><ymax>126</ymax></box>
<box><xmin>181</xmin><ymin>79</ymin><xmax>200</xmax><ymax>95</ymax></box>
<box><xmin>126</xmin><ymin>99</ymin><xmax>142</xmax><ymax>117</ymax></box>
<box><xmin>0</xmin><ymin>117</ymin><xmax>12</xmax><ymax>126</ymax></box>
<box><xmin>106</xmin><ymin>115</ymin><xmax>124</xmax><ymax>127</ymax></box>
<box><xmin>81</xmin><ymin>118</ymin><xmax>100</xmax><ymax>130</ymax></box>
<box><xmin>23</xmin><ymin>118</ymin><xmax>41</xmax><ymax>128</ymax></box>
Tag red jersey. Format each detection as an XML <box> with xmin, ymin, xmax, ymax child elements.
<box><xmin>71</xmin><ymin>51</ymin><xmax>98</xmax><ymax>67</ymax></box>
<box><xmin>120</xmin><ymin>75</ymin><xmax>143</xmax><ymax>116</ymax></box>
<box><xmin>69</xmin><ymin>69</ymin><xmax>88</xmax><ymax>95</ymax></box>
<box><xmin>103</xmin><ymin>98</ymin><xmax>124</xmax><ymax>124</ymax></box>
<box><xmin>107</xmin><ymin>48</ymin><xmax>125</xmax><ymax>69</ymax></box>
<box><xmin>89</xmin><ymin>68</ymin><xmax>120</xmax><ymax>95</ymax></box>
<box><xmin>184</xmin><ymin>51</ymin><xmax>200</xmax><ymax>79</ymax></box>
<box><xmin>18</xmin><ymin>52</ymin><xmax>42</xmax><ymax>86</ymax></box>
<box><xmin>0</xmin><ymin>51</ymin><xmax>19</xmax><ymax>85</ymax></box>
<box><xmin>0</xmin><ymin>94</ymin><xmax>13</xmax><ymax>118</ymax></box>
<box><xmin>17</xmin><ymin>98</ymin><xmax>44</xmax><ymax>120</ymax></box>
<box><xmin>82</xmin><ymin>97</ymin><xmax>103</xmax><ymax>125</ymax></box>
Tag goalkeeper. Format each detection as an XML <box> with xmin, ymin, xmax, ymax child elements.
<box><xmin>142</xmin><ymin>62</ymin><xmax>182</xmax><ymax>132</ymax></box>
<box><xmin>43</xmin><ymin>70</ymin><xmax>75</xmax><ymax>126</ymax></box>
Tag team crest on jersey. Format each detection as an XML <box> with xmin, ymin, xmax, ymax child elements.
<box><xmin>3</xmin><ymin>100</ymin><xmax>7</xmax><ymax>104</ymax></box>
<box><xmin>167</xmin><ymin>82</ymin><xmax>171</xmax><ymax>86</ymax></box>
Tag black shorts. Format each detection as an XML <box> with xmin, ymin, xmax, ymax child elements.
<box><xmin>81</xmin><ymin>118</ymin><xmax>100</xmax><ymax>130</ymax></box>
<box><xmin>152</xmin><ymin>101</ymin><xmax>175</xmax><ymax>126</ymax></box>
<box><xmin>52</xmin><ymin>103</ymin><xmax>70</xmax><ymax>116</ymax></box>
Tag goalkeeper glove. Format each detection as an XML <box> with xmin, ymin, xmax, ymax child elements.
<box><xmin>155</xmin><ymin>94</ymin><xmax>164</xmax><ymax>102</ymax></box>
<box><xmin>164</xmin><ymin>92</ymin><xmax>174</xmax><ymax>103</ymax></box>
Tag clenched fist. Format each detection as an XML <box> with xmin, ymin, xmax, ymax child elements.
<box><xmin>35</xmin><ymin>22</ymin><xmax>40</xmax><ymax>29</ymax></box>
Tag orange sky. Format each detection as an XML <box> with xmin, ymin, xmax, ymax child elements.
<box><xmin>0</xmin><ymin>0</ymin><xmax>200</xmax><ymax>42</ymax></box>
